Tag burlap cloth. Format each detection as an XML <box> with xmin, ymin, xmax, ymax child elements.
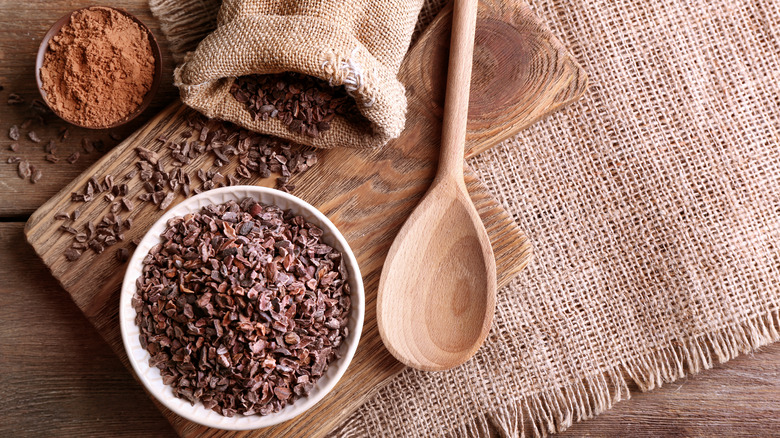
<box><xmin>149</xmin><ymin>0</ymin><xmax>780</xmax><ymax>436</ymax></box>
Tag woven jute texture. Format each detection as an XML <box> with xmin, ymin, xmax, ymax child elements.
<box><xmin>168</xmin><ymin>0</ymin><xmax>423</xmax><ymax>150</ymax></box>
<box><xmin>150</xmin><ymin>0</ymin><xmax>780</xmax><ymax>436</ymax></box>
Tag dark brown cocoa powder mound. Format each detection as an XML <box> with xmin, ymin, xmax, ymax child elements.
<box><xmin>132</xmin><ymin>198</ymin><xmax>351</xmax><ymax>417</ymax></box>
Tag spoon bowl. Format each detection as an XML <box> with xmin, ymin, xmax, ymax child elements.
<box><xmin>377</xmin><ymin>178</ymin><xmax>496</xmax><ymax>370</ymax></box>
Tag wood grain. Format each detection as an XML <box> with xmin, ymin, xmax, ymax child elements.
<box><xmin>0</xmin><ymin>0</ymin><xmax>179</xmax><ymax>217</ymax></box>
<box><xmin>423</xmin><ymin>1</ymin><xmax>588</xmax><ymax>157</ymax></box>
<box><xmin>24</xmin><ymin>0</ymin><xmax>584</xmax><ymax>436</ymax></box>
<box><xmin>0</xmin><ymin>224</ymin><xmax>175</xmax><ymax>437</ymax></box>
<box><xmin>4</xmin><ymin>221</ymin><xmax>780</xmax><ymax>437</ymax></box>
<box><xmin>558</xmin><ymin>353</ymin><xmax>780</xmax><ymax>437</ymax></box>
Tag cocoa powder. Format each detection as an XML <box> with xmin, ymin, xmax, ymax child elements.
<box><xmin>40</xmin><ymin>7</ymin><xmax>155</xmax><ymax>128</ymax></box>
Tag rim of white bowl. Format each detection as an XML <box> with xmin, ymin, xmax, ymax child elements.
<box><xmin>119</xmin><ymin>186</ymin><xmax>364</xmax><ymax>430</ymax></box>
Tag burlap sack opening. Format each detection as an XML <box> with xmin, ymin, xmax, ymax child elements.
<box><xmin>173</xmin><ymin>0</ymin><xmax>424</xmax><ymax>149</ymax></box>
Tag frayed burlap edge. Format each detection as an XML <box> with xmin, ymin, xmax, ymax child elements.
<box><xmin>472</xmin><ymin>309</ymin><xmax>779</xmax><ymax>438</ymax></box>
<box><xmin>336</xmin><ymin>308</ymin><xmax>780</xmax><ymax>438</ymax></box>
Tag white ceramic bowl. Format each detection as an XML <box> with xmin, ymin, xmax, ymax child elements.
<box><xmin>119</xmin><ymin>186</ymin><xmax>364</xmax><ymax>430</ymax></box>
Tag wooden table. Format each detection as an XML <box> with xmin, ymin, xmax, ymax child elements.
<box><xmin>1</xmin><ymin>1</ymin><xmax>779</xmax><ymax>437</ymax></box>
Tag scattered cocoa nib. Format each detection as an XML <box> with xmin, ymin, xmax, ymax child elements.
<box><xmin>17</xmin><ymin>160</ymin><xmax>31</xmax><ymax>179</ymax></box>
<box><xmin>31</xmin><ymin>168</ymin><xmax>43</xmax><ymax>184</ymax></box>
<box><xmin>67</xmin><ymin>152</ymin><xmax>80</xmax><ymax>164</ymax></box>
<box><xmin>9</xmin><ymin>125</ymin><xmax>19</xmax><ymax>140</ymax></box>
<box><xmin>116</xmin><ymin>247</ymin><xmax>130</xmax><ymax>263</ymax></box>
<box><xmin>122</xmin><ymin>197</ymin><xmax>135</xmax><ymax>212</ymax></box>
<box><xmin>7</xmin><ymin>156</ymin><xmax>21</xmax><ymax>164</ymax></box>
<box><xmin>110</xmin><ymin>131</ymin><xmax>123</xmax><ymax>141</ymax></box>
<box><xmin>45</xmin><ymin>140</ymin><xmax>57</xmax><ymax>154</ymax></box>
<box><xmin>89</xmin><ymin>239</ymin><xmax>105</xmax><ymax>254</ymax></box>
<box><xmin>20</xmin><ymin>118</ymin><xmax>35</xmax><ymax>130</ymax></box>
<box><xmin>230</xmin><ymin>72</ymin><xmax>370</xmax><ymax>138</ymax></box>
<box><xmin>82</xmin><ymin>138</ymin><xmax>95</xmax><ymax>153</ymax></box>
<box><xmin>9</xmin><ymin>143</ymin><xmax>18</xmax><ymax>152</ymax></box>
<box><xmin>28</xmin><ymin>130</ymin><xmax>41</xmax><ymax>143</ymax></box>
<box><xmin>133</xmin><ymin>198</ymin><xmax>351</xmax><ymax>417</ymax></box>
<box><xmin>58</xmin><ymin>113</ymin><xmax>320</xmax><ymax>262</ymax></box>
<box><xmin>7</xmin><ymin>93</ymin><xmax>24</xmax><ymax>105</ymax></box>
<box><xmin>112</xmin><ymin>201</ymin><xmax>124</xmax><ymax>214</ymax></box>
<box><xmin>64</xmin><ymin>248</ymin><xmax>82</xmax><ymax>261</ymax></box>
<box><xmin>158</xmin><ymin>191</ymin><xmax>175</xmax><ymax>210</ymax></box>
<box><xmin>31</xmin><ymin>99</ymin><xmax>51</xmax><ymax>115</ymax></box>
<box><xmin>59</xmin><ymin>205</ymin><xmax>130</xmax><ymax>260</ymax></box>
<box><xmin>60</xmin><ymin>224</ymin><xmax>79</xmax><ymax>234</ymax></box>
<box><xmin>58</xmin><ymin>126</ymin><xmax>70</xmax><ymax>141</ymax></box>
<box><xmin>135</xmin><ymin>146</ymin><xmax>158</xmax><ymax>165</ymax></box>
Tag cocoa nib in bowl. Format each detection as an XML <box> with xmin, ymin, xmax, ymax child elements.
<box><xmin>119</xmin><ymin>186</ymin><xmax>364</xmax><ymax>430</ymax></box>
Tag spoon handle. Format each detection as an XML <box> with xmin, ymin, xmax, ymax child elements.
<box><xmin>437</xmin><ymin>0</ymin><xmax>478</xmax><ymax>183</ymax></box>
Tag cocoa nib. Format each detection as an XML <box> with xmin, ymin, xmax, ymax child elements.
<box><xmin>7</xmin><ymin>93</ymin><xmax>24</xmax><ymax>105</ymax></box>
<box><xmin>27</xmin><ymin>130</ymin><xmax>41</xmax><ymax>143</ymax></box>
<box><xmin>31</xmin><ymin>168</ymin><xmax>43</xmax><ymax>184</ymax></box>
<box><xmin>17</xmin><ymin>160</ymin><xmax>31</xmax><ymax>179</ymax></box>
<box><xmin>64</xmin><ymin>248</ymin><xmax>82</xmax><ymax>261</ymax></box>
<box><xmin>116</xmin><ymin>247</ymin><xmax>130</xmax><ymax>263</ymax></box>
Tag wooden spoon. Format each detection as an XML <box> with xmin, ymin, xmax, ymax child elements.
<box><xmin>377</xmin><ymin>0</ymin><xmax>496</xmax><ymax>371</ymax></box>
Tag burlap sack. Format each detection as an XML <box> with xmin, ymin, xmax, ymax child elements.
<box><xmin>173</xmin><ymin>0</ymin><xmax>424</xmax><ymax>149</ymax></box>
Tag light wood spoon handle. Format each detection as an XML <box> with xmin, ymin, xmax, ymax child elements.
<box><xmin>438</xmin><ymin>0</ymin><xmax>478</xmax><ymax>183</ymax></box>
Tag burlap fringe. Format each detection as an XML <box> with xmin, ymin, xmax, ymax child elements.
<box><xmin>148</xmin><ymin>0</ymin><xmax>220</xmax><ymax>63</ymax></box>
<box><xmin>444</xmin><ymin>308</ymin><xmax>780</xmax><ymax>438</ymax></box>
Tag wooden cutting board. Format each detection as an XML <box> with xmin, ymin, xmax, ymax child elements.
<box><xmin>25</xmin><ymin>0</ymin><xmax>586</xmax><ymax>436</ymax></box>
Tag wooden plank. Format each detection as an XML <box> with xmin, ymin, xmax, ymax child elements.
<box><xmin>0</xmin><ymin>223</ymin><xmax>175</xmax><ymax>437</ymax></box>
<box><xmin>4</xmin><ymin>221</ymin><xmax>780</xmax><ymax>437</ymax></box>
<box><xmin>24</xmin><ymin>0</ymin><xmax>584</xmax><ymax>436</ymax></box>
<box><xmin>558</xmin><ymin>347</ymin><xmax>780</xmax><ymax>437</ymax></box>
<box><xmin>0</xmin><ymin>0</ymin><xmax>179</xmax><ymax>217</ymax></box>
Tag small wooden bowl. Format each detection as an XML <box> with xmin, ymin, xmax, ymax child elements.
<box><xmin>35</xmin><ymin>6</ymin><xmax>163</xmax><ymax>129</ymax></box>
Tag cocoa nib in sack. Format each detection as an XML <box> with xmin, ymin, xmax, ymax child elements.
<box><xmin>230</xmin><ymin>73</ymin><xmax>370</xmax><ymax>139</ymax></box>
<box><xmin>132</xmin><ymin>198</ymin><xmax>351</xmax><ymax>417</ymax></box>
